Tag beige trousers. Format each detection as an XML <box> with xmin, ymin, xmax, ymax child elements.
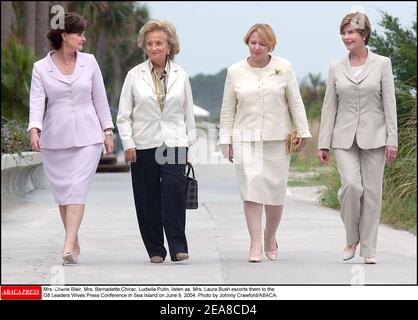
<box><xmin>334</xmin><ymin>139</ymin><xmax>386</xmax><ymax>257</ymax></box>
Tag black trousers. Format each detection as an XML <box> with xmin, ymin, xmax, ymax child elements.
<box><xmin>131</xmin><ymin>144</ymin><xmax>188</xmax><ymax>261</ymax></box>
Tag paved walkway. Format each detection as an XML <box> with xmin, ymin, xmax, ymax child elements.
<box><xmin>1</xmin><ymin>163</ymin><xmax>416</xmax><ymax>285</ymax></box>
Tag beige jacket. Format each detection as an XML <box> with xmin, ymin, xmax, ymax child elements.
<box><xmin>117</xmin><ymin>60</ymin><xmax>196</xmax><ymax>151</ymax></box>
<box><xmin>219</xmin><ymin>55</ymin><xmax>311</xmax><ymax>144</ymax></box>
<box><xmin>318</xmin><ymin>50</ymin><xmax>397</xmax><ymax>150</ymax></box>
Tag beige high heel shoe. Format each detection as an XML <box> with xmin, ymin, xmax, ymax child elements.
<box><xmin>364</xmin><ymin>256</ymin><xmax>377</xmax><ymax>264</ymax></box>
<box><xmin>343</xmin><ymin>242</ymin><xmax>358</xmax><ymax>261</ymax></box>
<box><xmin>248</xmin><ymin>244</ymin><xmax>262</xmax><ymax>263</ymax></box>
<box><xmin>264</xmin><ymin>230</ymin><xmax>278</xmax><ymax>261</ymax></box>
<box><xmin>62</xmin><ymin>251</ymin><xmax>76</xmax><ymax>265</ymax></box>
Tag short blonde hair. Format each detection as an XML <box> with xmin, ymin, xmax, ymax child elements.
<box><xmin>137</xmin><ymin>20</ymin><xmax>180</xmax><ymax>60</ymax></box>
<box><xmin>340</xmin><ymin>12</ymin><xmax>371</xmax><ymax>45</ymax></box>
<box><xmin>243</xmin><ymin>23</ymin><xmax>276</xmax><ymax>51</ymax></box>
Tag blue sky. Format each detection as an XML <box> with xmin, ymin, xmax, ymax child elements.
<box><xmin>144</xmin><ymin>1</ymin><xmax>416</xmax><ymax>81</ymax></box>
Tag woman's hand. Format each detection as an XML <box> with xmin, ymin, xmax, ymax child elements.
<box><xmin>104</xmin><ymin>135</ymin><xmax>114</xmax><ymax>155</ymax></box>
<box><xmin>317</xmin><ymin>149</ymin><xmax>330</xmax><ymax>164</ymax></box>
<box><xmin>227</xmin><ymin>144</ymin><xmax>234</xmax><ymax>163</ymax></box>
<box><xmin>385</xmin><ymin>145</ymin><xmax>397</xmax><ymax>164</ymax></box>
<box><xmin>29</xmin><ymin>129</ymin><xmax>41</xmax><ymax>152</ymax></box>
<box><xmin>125</xmin><ymin>148</ymin><xmax>137</xmax><ymax>163</ymax></box>
<box><xmin>220</xmin><ymin>144</ymin><xmax>233</xmax><ymax>163</ymax></box>
<box><xmin>294</xmin><ymin>137</ymin><xmax>307</xmax><ymax>152</ymax></box>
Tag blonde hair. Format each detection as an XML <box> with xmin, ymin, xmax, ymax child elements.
<box><xmin>340</xmin><ymin>12</ymin><xmax>371</xmax><ymax>45</ymax></box>
<box><xmin>243</xmin><ymin>23</ymin><xmax>276</xmax><ymax>51</ymax></box>
<box><xmin>137</xmin><ymin>20</ymin><xmax>180</xmax><ymax>60</ymax></box>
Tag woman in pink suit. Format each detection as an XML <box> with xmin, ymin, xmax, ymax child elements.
<box><xmin>28</xmin><ymin>13</ymin><xmax>114</xmax><ymax>265</ymax></box>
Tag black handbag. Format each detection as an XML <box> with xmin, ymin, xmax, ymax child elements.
<box><xmin>185</xmin><ymin>163</ymin><xmax>198</xmax><ymax>209</ymax></box>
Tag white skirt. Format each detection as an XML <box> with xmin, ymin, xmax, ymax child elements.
<box><xmin>234</xmin><ymin>140</ymin><xmax>290</xmax><ymax>205</ymax></box>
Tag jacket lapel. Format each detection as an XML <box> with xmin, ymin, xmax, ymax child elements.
<box><xmin>46</xmin><ymin>51</ymin><xmax>70</xmax><ymax>84</ymax></box>
<box><xmin>342</xmin><ymin>49</ymin><xmax>376</xmax><ymax>84</ymax></box>
<box><xmin>70</xmin><ymin>51</ymin><xmax>86</xmax><ymax>83</ymax></box>
<box><xmin>46</xmin><ymin>51</ymin><xmax>86</xmax><ymax>84</ymax></box>
<box><xmin>356</xmin><ymin>51</ymin><xmax>376</xmax><ymax>83</ymax></box>
<box><xmin>166</xmin><ymin>63</ymin><xmax>178</xmax><ymax>92</ymax></box>
<box><xmin>342</xmin><ymin>55</ymin><xmax>357</xmax><ymax>84</ymax></box>
<box><xmin>140</xmin><ymin>60</ymin><xmax>156</xmax><ymax>93</ymax></box>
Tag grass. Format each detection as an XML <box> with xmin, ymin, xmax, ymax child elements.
<box><xmin>289</xmin><ymin>119</ymin><xmax>416</xmax><ymax>235</ymax></box>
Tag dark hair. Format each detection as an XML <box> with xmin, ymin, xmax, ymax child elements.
<box><xmin>47</xmin><ymin>12</ymin><xmax>86</xmax><ymax>50</ymax></box>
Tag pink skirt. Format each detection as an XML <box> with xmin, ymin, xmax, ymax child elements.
<box><xmin>41</xmin><ymin>144</ymin><xmax>103</xmax><ymax>205</ymax></box>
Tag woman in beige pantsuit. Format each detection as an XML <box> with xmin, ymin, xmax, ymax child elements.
<box><xmin>317</xmin><ymin>13</ymin><xmax>398</xmax><ymax>264</ymax></box>
<box><xmin>219</xmin><ymin>24</ymin><xmax>311</xmax><ymax>262</ymax></box>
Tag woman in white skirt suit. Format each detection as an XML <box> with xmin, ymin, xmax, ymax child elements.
<box><xmin>219</xmin><ymin>24</ymin><xmax>311</xmax><ymax>262</ymax></box>
<box><xmin>28</xmin><ymin>13</ymin><xmax>114</xmax><ymax>265</ymax></box>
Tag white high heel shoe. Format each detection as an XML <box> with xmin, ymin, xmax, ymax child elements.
<box><xmin>248</xmin><ymin>245</ymin><xmax>262</xmax><ymax>263</ymax></box>
<box><xmin>364</xmin><ymin>257</ymin><xmax>377</xmax><ymax>264</ymax></box>
<box><xmin>264</xmin><ymin>230</ymin><xmax>278</xmax><ymax>261</ymax></box>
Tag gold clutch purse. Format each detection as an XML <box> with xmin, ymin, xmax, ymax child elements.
<box><xmin>286</xmin><ymin>129</ymin><xmax>300</xmax><ymax>154</ymax></box>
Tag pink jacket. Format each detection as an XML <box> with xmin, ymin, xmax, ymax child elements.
<box><xmin>28</xmin><ymin>51</ymin><xmax>114</xmax><ymax>149</ymax></box>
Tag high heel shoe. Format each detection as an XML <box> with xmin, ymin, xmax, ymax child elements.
<box><xmin>62</xmin><ymin>251</ymin><xmax>76</xmax><ymax>265</ymax></box>
<box><xmin>364</xmin><ymin>256</ymin><xmax>377</xmax><ymax>264</ymax></box>
<box><xmin>264</xmin><ymin>230</ymin><xmax>278</xmax><ymax>261</ymax></box>
<box><xmin>343</xmin><ymin>242</ymin><xmax>358</xmax><ymax>261</ymax></box>
<box><xmin>265</xmin><ymin>242</ymin><xmax>278</xmax><ymax>261</ymax></box>
<box><xmin>248</xmin><ymin>245</ymin><xmax>262</xmax><ymax>263</ymax></box>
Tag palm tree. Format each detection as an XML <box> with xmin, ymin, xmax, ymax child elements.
<box><xmin>23</xmin><ymin>1</ymin><xmax>36</xmax><ymax>52</ymax></box>
<box><xmin>35</xmin><ymin>1</ymin><xmax>50</xmax><ymax>58</ymax></box>
<box><xmin>69</xmin><ymin>1</ymin><xmax>149</xmax><ymax>106</ymax></box>
<box><xmin>1</xmin><ymin>1</ymin><xmax>14</xmax><ymax>45</ymax></box>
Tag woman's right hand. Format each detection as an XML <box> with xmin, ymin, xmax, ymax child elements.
<box><xmin>125</xmin><ymin>148</ymin><xmax>137</xmax><ymax>163</ymax></box>
<box><xmin>29</xmin><ymin>129</ymin><xmax>41</xmax><ymax>152</ymax></box>
<box><xmin>317</xmin><ymin>149</ymin><xmax>330</xmax><ymax>164</ymax></box>
<box><xmin>228</xmin><ymin>144</ymin><xmax>233</xmax><ymax>163</ymax></box>
<box><xmin>220</xmin><ymin>144</ymin><xmax>233</xmax><ymax>163</ymax></box>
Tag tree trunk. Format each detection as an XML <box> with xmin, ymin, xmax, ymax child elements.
<box><xmin>111</xmin><ymin>50</ymin><xmax>122</xmax><ymax>107</ymax></box>
<box><xmin>1</xmin><ymin>1</ymin><xmax>13</xmax><ymax>45</ymax></box>
<box><xmin>95</xmin><ymin>31</ymin><xmax>108</xmax><ymax>67</ymax></box>
<box><xmin>35</xmin><ymin>1</ymin><xmax>50</xmax><ymax>57</ymax></box>
<box><xmin>23</xmin><ymin>1</ymin><xmax>36</xmax><ymax>51</ymax></box>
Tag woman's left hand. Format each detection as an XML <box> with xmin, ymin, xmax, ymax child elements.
<box><xmin>294</xmin><ymin>137</ymin><xmax>307</xmax><ymax>152</ymax></box>
<box><xmin>385</xmin><ymin>145</ymin><xmax>398</xmax><ymax>164</ymax></box>
<box><xmin>104</xmin><ymin>135</ymin><xmax>114</xmax><ymax>155</ymax></box>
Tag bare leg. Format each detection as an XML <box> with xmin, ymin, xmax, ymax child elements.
<box><xmin>60</xmin><ymin>205</ymin><xmax>80</xmax><ymax>260</ymax></box>
<box><xmin>264</xmin><ymin>205</ymin><xmax>283</xmax><ymax>251</ymax></box>
<box><xmin>59</xmin><ymin>205</ymin><xmax>67</xmax><ymax>229</ymax></box>
<box><xmin>63</xmin><ymin>204</ymin><xmax>84</xmax><ymax>257</ymax></box>
<box><xmin>244</xmin><ymin>201</ymin><xmax>263</xmax><ymax>260</ymax></box>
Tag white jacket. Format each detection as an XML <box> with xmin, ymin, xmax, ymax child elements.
<box><xmin>117</xmin><ymin>60</ymin><xmax>196</xmax><ymax>150</ymax></box>
<box><xmin>219</xmin><ymin>55</ymin><xmax>311</xmax><ymax>144</ymax></box>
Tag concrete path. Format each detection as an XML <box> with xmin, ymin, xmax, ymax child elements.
<box><xmin>1</xmin><ymin>164</ymin><xmax>416</xmax><ymax>285</ymax></box>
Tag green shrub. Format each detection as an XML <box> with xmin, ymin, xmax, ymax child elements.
<box><xmin>1</xmin><ymin>118</ymin><xmax>31</xmax><ymax>156</ymax></box>
<box><xmin>1</xmin><ymin>36</ymin><xmax>36</xmax><ymax>122</ymax></box>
